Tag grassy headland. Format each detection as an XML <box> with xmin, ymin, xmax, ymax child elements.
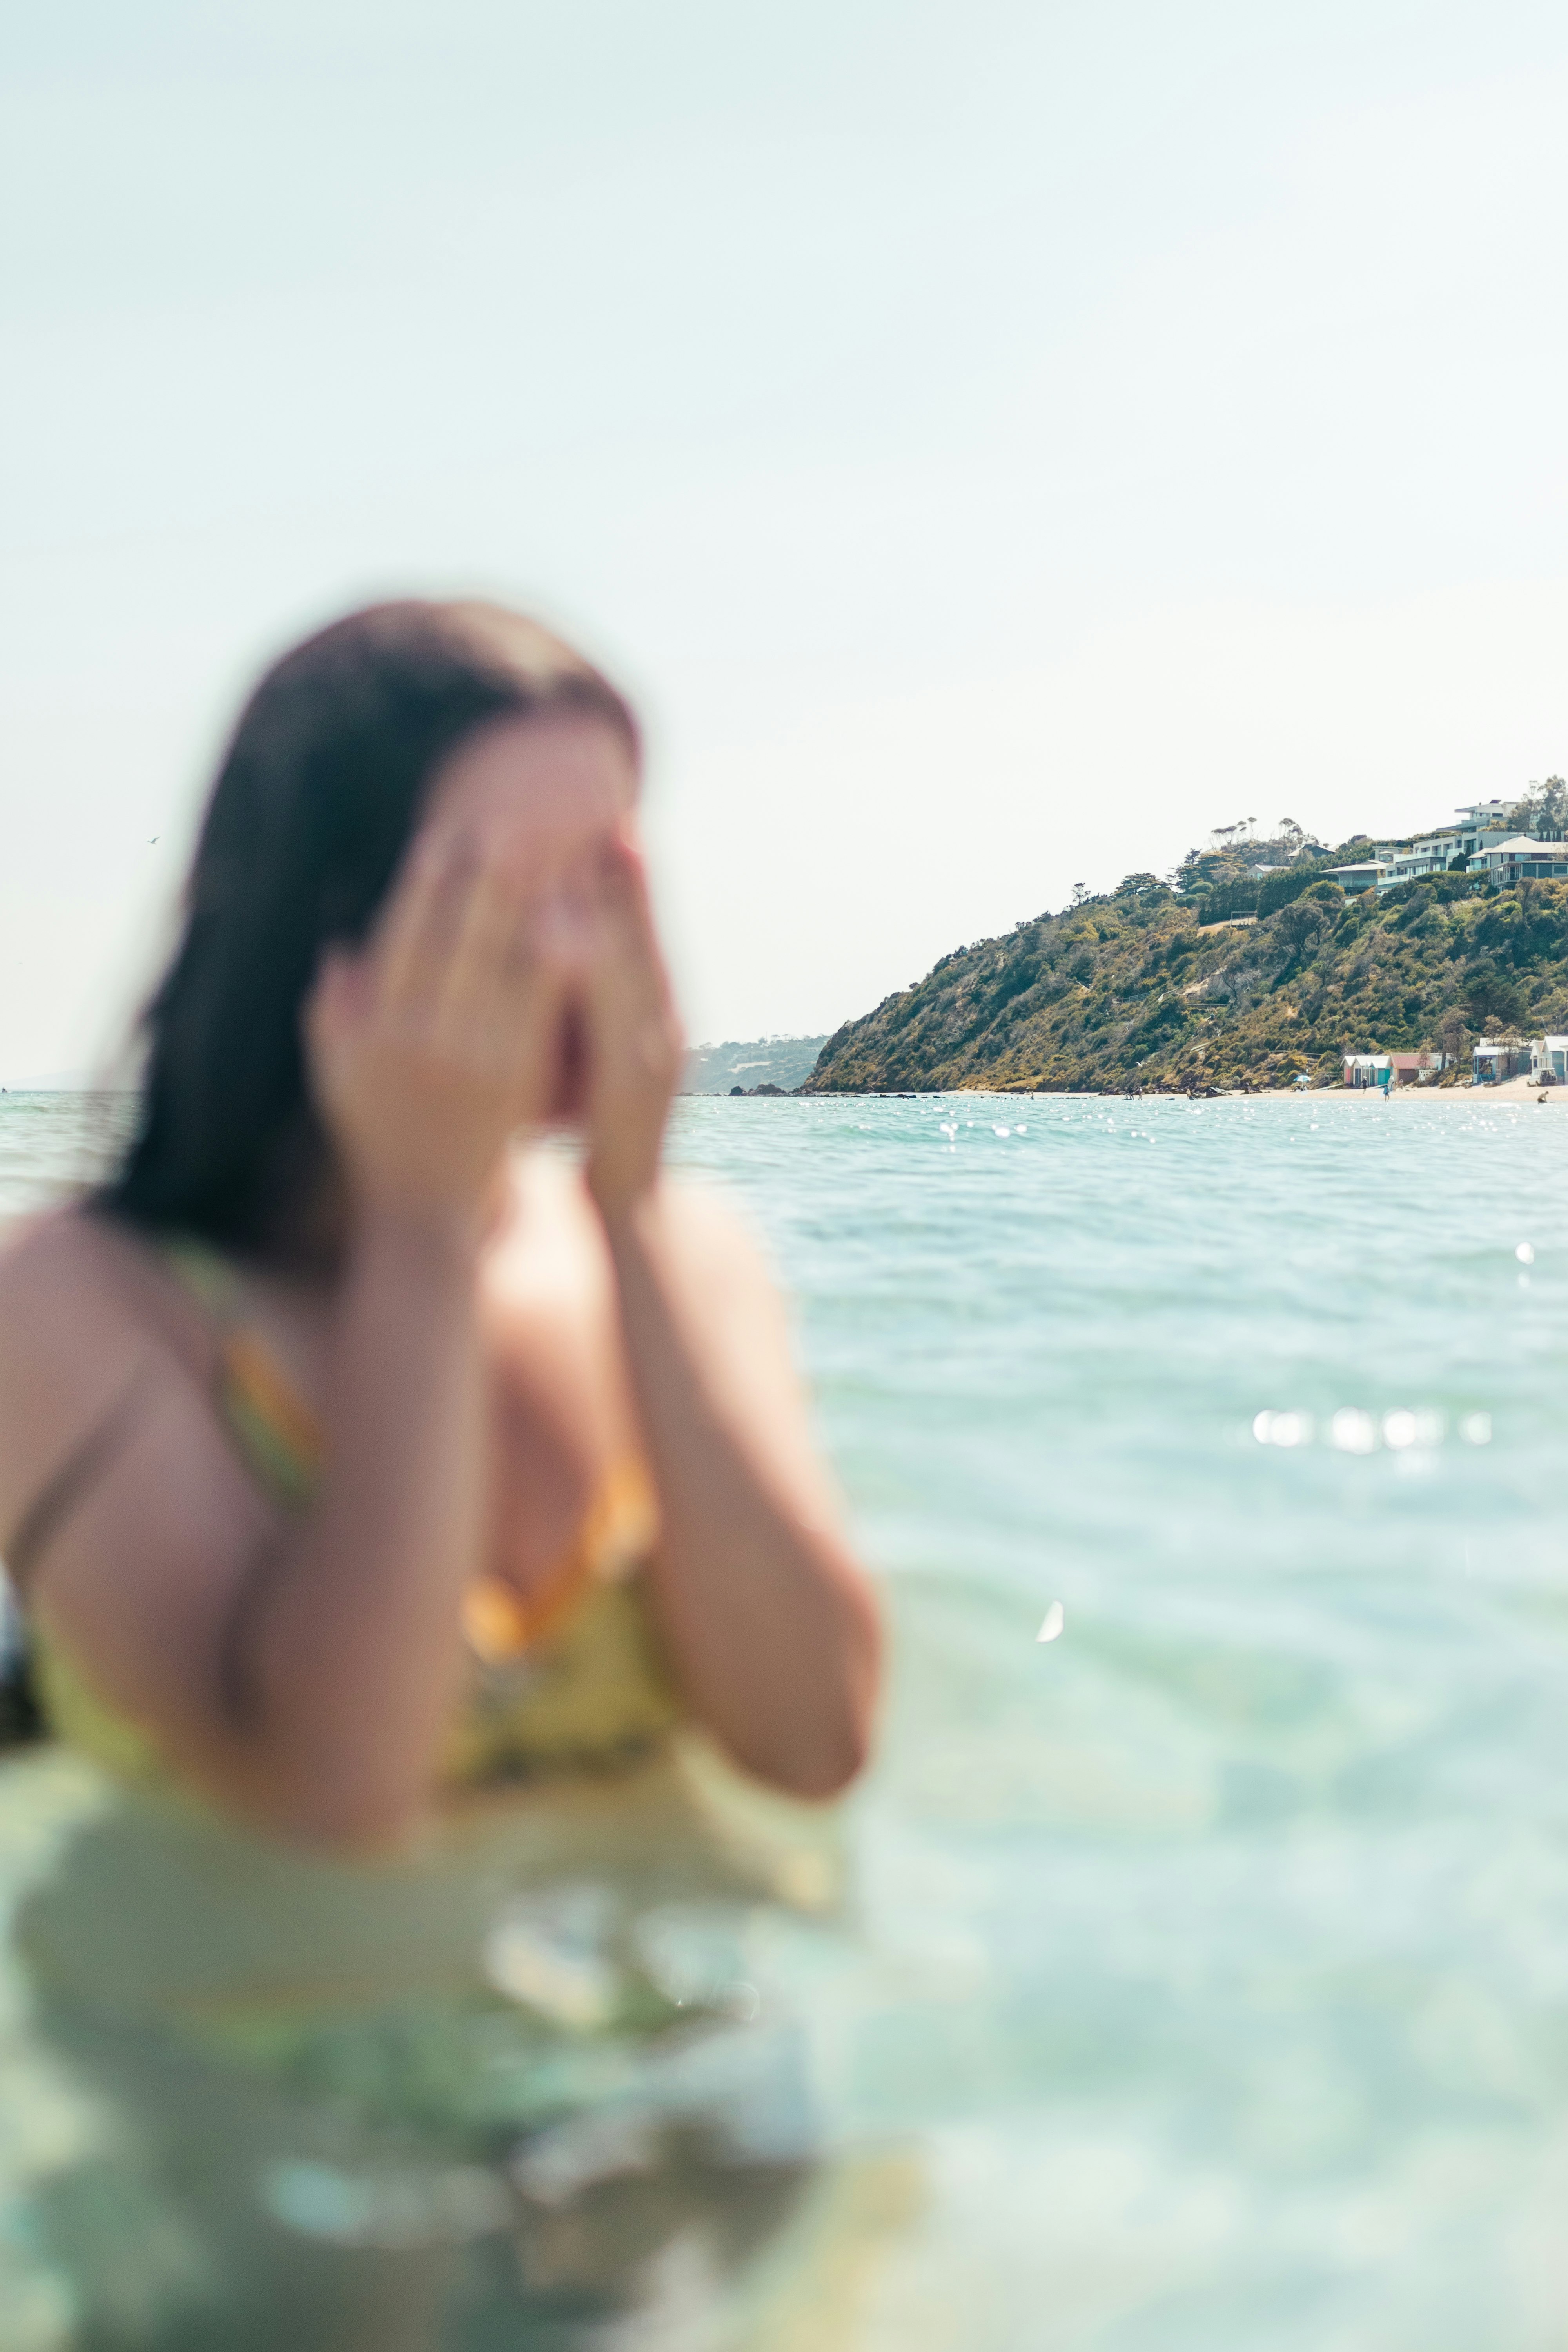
<box><xmin>802</xmin><ymin>833</ymin><xmax>1568</xmax><ymax>1094</ymax></box>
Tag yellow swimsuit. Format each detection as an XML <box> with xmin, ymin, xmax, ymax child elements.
<box><xmin>33</xmin><ymin>1235</ymin><xmax>685</xmax><ymax>1795</ymax></box>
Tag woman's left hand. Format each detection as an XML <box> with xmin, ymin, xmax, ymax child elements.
<box><xmin>575</xmin><ymin>829</ymin><xmax>684</xmax><ymax>1220</ymax></box>
<box><xmin>559</xmin><ymin>828</ymin><xmax>879</xmax><ymax>1800</ymax></box>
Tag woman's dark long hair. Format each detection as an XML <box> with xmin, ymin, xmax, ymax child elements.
<box><xmin>102</xmin><ymin>599</ymin><xmax>638</xmax><ymax>1259</ymax></box>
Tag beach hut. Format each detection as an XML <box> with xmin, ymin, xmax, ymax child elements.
<box><xmin>1472</xmin><ymin>1038</ymin><xmax>1532</xmax><ymax>1082</ymax></box>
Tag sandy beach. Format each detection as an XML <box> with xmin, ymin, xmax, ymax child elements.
<box><xmin>1321</xmin><ymin>1076</ymin><xmax>1562</xmax><ymax>1103</ymax></box>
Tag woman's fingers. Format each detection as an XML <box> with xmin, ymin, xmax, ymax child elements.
<box><xmin>577</xmin><ymin>832</ymin><xmax>683</xmax><ymax>1213</ymax></box>
<box><xmin>304</xmin><ymin>946</ymin><xmax>371</xmax><ymax>1063</ymax></box>
<box><xmin>589</xmin><ymin>834</ymin><xmax>673</xmax><ymax>1006</ymax></box>
<box><xmin>428</xmin><ymin>861</ymin><xmax>584</xmax><ymax>1128</ymax></box>
<box><xmin>375</xmin><ymin>833</ymin><xmax>474</xmax><ymax>1014</ymax></box>
<box><xmin>375</xmin><ymin>842</ymin><xmax>540</xmax><ymax>1068</ymax></box>
<box><xmin>433</xmin><ymin>862</ymin><xmax>525</xmax><ymax>1039</ymax></box>
<box><xmin>597</xmin><ymin>841</ymin><xmax>682</xmax><ymax>1072</ymax></box>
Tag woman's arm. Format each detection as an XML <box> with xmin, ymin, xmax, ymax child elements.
<box><xmin>578</xmin><ymin>837</ymin><xmax>881</xmax><ymax>1798</ymax></box>
<box><xmin>0</xmin><ymin>842</ymin><xmax>566</xmax><ymax>1843</ymax></box>
<box><xmin>227</xmin><ymin>1206</ymin><xmax>485</xmax><ymax>1837</ymax></box>
<box><xmin>0</xmin><ymin>1207</ymin><xmax>484</xmax><ymax>1842</ymax></box>
<box><xmin>605</xmin><ymin>1192</ymin><xmax>880</xmax><ymax>1797</ymax></box>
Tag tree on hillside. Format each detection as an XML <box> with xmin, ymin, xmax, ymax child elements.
<box><xmin>1114</xmin><ymin>872</ymin><xmax>1173</xmax><ymax>908</ymax></box>
<box><xmin>1464</xmin><ymin>964</ymin><xmax>1527</xmax><ymax>1033</ymax></box>
<box><xmin>1437</xmin><ymin>1008</ymin><xmax>1472</xmax><ymax>1069</ymax></box>
<box><xmin>1518</xmin><ymin>776</ymin><xmax>1568</xmax><ymax>840</ymax></box>
<box><xmin>1273</xmin><ymin>878</ymin><xmax>1345</xmax><ymax>958</ymax></box>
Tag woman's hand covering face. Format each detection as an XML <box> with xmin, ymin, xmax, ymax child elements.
<box><xmin>306</xmin><ymin>834</ymin><xmax>571</xmax><ymax>1239</ymax></box>
<box><xmin>307</xmin><ymin>796</ymin><xmax>682</xmax><ymax>1236</ymax></box>
<box><xmin>508</xmin><ymin>822</ymin><xmax>684</xmax><ymax>1212</ymax></box>
<box><xmin>574</xmin><ymin>830</ymin><xmax>685</xmax><ymax>1218</ymax></box>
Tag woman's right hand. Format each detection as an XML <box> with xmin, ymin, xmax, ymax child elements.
<box><xmin>305</xmin><ymin>837</ymin><xmax>565</xmax><ymax>1241</ymax></box>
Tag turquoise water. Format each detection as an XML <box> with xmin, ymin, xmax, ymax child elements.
<box><xmin>0</xmin><ymin>1095</ymin><xmax>134</xmax><ymax>1223</ymax></box>
<box><xmin>5</xmin><ymin>1089</ymin><xmax>1568</xmax><ymax>2346</ymax></box>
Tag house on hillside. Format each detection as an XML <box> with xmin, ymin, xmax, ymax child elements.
<box><xmin>1334</xmin><ymin>811</ymin><xmax>1564</xmax><ymax>896</ymax></box>
<box><xmin>1379</xmin><ymin>845</ymin><xmax>1450</xmax><ymax>889</ymax></box>
<box><xmin>1328</xmin><ymin>858</ymin><xmax>1390</xmax><ymax>894</ymax></box>
<box><xmin>1336</xmin><ymin>820</ymin><xmax>1472</xmax><ymax>895</ymax></box>
<box><xmin>1454</xmin><ymin>800</ymin><xmax>1527</xmax><ymax>847</ymax></box>
<box><xmin>1363</xmin><ymin>813</ymin><xmax>1526</xmax><ymax>891</ymax></box>
<box><xmin>1468</xmin><ymin>837</ymin><xmax>1568</xmax><ymax>887</ymax></box>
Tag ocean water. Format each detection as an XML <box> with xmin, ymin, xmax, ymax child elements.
<box><xmin>4</xmin><ymin>1088</ymin><xmax>1568</xmax><ymax>2347</ymax></box>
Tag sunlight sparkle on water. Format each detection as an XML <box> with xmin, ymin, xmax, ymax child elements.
<box><xmin>1256</xmin><ymin>1405</ymin><xmax>1490</xmax><ymax>1453</ymax></box>
<box><xmin>1252</xmin><ymin>1409</ymin><xmax>1312</xmax><ymax>1448</ymax></box>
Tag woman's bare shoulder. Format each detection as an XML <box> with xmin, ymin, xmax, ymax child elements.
<box><xmin>0</xmin><ymin>1206</ymin><xmax>162</xmax><ymax>1347</ymax></box>
<box><xmin>0</xmin><ymin>1207</ymin><xmax>118</xmax><ymax>1333</ymax></box>
<box><xmin>0</xmin><ymin>1212</ymin><xmax>200</xmax><ymax>1513</ymax></box>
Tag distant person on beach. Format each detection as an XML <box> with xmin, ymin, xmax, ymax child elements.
<box><xmin>0</xmin><ymin>602</ymin><xmax>880</xmax><ymax>2345</ymax></box>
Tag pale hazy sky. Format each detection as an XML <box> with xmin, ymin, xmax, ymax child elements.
<box><xmin>5</xmin><ymin>0</ymin><xmax>1568</xmax><ymax>1079</ymax></box>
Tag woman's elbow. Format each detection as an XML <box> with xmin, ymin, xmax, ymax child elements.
<box><xmin>743</xmin><ymin>1613</ymin><xmax>882</xmax><ymax>1799</ymax></box>
<box><xmin>807</xmin><ymin>1575</ymin><xmax>882</xmax><ymax>1795</ymax></box>
<box><xmin>779</xmin><ymin>1714</ymin><xmax>874</xmax><ymax>1800</ymax></box>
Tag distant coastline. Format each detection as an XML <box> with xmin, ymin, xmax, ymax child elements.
<box><xmin>0</xmin><ymin>1071</ymin><xmax>134</xmax><ymax>1095</ymax></box>
<box><xmin>681</xmin><ymin>1035</ymin><xmax>827</xmax><ymax>1095</ymax></box>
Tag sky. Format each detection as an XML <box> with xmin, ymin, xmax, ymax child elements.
<box><xmin>5</xmin><ymin>0</ymin><xmax>1568</xmax><ymax>1080</ymax></box>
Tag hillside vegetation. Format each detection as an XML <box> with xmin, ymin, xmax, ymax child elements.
<box><xmin>804</xmin><ymin>838</ymin><xmax>1568</xmax><ymax>1094</ymax></box>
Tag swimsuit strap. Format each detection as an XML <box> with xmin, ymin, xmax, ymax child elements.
<box><xmin>160</xmin><ymin>1238</ymin><xmax>324</xmax><ymax>1510</ymax></box>
<box><xmin>160</xmin><ymin>1236</ymin><xmax>657</xmax><ymax>1659</ymax></box>
<box><xmin>2</xmin><ymin>1234</ymin><xmax>273</xmax><ymax>1596</ymax></box>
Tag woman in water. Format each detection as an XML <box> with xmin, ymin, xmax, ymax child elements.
<box><xmin>0</xmin><ymin>602</ymin><xmax>880</xmax><ymax>2347</ymax></box>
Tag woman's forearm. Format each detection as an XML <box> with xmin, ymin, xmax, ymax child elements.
<box><xmin>235</xmin><ymin>1208</ymin><xmax>485</xmax><ymax>1838</ymax></box>
<box><xmin>602</xmin><ymin>1191</ymin><xmax>878</xmax><ymax>1798</ymax></box>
